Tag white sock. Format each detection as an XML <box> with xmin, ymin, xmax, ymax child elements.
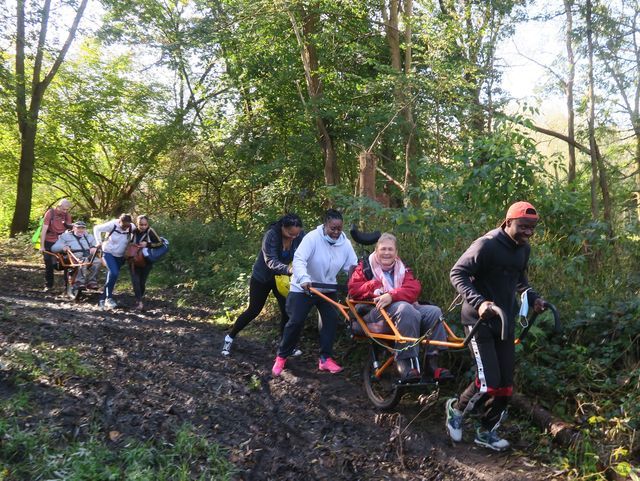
<box><xmin>225</xmin><ymin>335</ymin><xmax>234</xmax><ymax>343</ymax></box>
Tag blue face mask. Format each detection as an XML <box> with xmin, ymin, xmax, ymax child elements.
<box><xmin>323</xmin><ymin>234</ymin><xmax>337</xmax><ymax>245</ymax></box>
<box><xmin>519</xmin><ymin>288</ymin><xmax>531</xmax><ymax>318</ymax></box>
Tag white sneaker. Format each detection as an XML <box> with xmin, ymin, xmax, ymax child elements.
<box><xmin>104</xmin><ymin>298</ymin><xmax>117</xmax><ymax>309</ymax></box>
<box><xmin>292</xmin><ymin>347</ymin><xmax>303</xmax><ymax>357</ymax></box>
<box><xmin>445</xmin><ymin>398</ymin><xmax>463</xmax><ymax>442</ymax></box>
<box><xmin>221</xmin><ymin>335</ymin><xmax>233</xmax><ymax>356</ymax></box>
<box><xmin>474</xmin><ymin>428</ymin><xmax>511</xmax><ymax>451</ymax></box>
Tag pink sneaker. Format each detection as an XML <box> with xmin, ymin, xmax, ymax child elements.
<box><xmin>272</xmin><ymin>356</ymin><xmax>287</xmax><ymax>376</ymax></box>
<box><xmin>318</xmin><ymin>357</ymin><xmax>343</xmax><ymax>374</ymax></box>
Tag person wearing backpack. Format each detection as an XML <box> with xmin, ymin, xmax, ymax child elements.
<box><xmin>129</xmin><ymin>215</ymin><xmax>165</xmax><ymax>311</ymax></box>
<box><xmin>51</xmin><ymin>221</ymin><xmax>100</xmax><ymax>289</ymax></box>
<box><xmin>39</xmin><ymin>199</ymin><xmax>72</xmax><ymax>291</ymax></box>
<box><xmin>93</xmin><ymin>214</ymin><xmax>135</xmax><ymax>309</ymax></box>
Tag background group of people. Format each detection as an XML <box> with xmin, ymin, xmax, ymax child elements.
<box><xmin>222</xmin><ymin>202</ymin><xmax>547</xmax><ymax>453</ymax></box>
<box><xmin>39</xmin><ymin>200</ymin><xmax>165</xmax><ymax>310</ymax></box>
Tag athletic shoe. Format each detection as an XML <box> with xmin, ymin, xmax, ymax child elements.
<box><xmin>272</xmin><ymin>356</ymin><xmax>287</xmax><ymax>376</ymax></box>
<box><xmin>445</xmin><ymin>398</ymin><xmax>463</xmax><ymax>442</ymax></box>
<box><xmin>474</xmin><ymin>428</ymin><xmax>511</xmax><ymax>451</ymax></box>
<box><xmin>221</xmin><ymin>336</ymin><xmax>233</xmax><ymax>356</ymax></box>
<box><xmin>98</xmin><ymin>300</ymin><xmax>105</xmax><ymax>308</ymax></box>
<box><xmin>318</xmin><ymin>357</ymin><xmax>343</xmax><ymax>374</ymax></box>
<box><xmin>104</xmin><ymin>298</ymin><xmax>117</xmax><ymax>309</ymax></box>
<box><xmin>292</xmin><ymin>347</ymin><xmax>303</xmax><ymax>357</ymax></box>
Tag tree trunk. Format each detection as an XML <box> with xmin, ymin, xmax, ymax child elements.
<box><xmin>288</xmin><ymin>6</ymin><xmax>339</xmax><ymax>186</ymax></box>
<box><xmin>564</xmin><ymin>0</ymin><xmax>577</xmax><ymax>185</ymax></box>
<box><xmin>511</xmin><ymin>394</ymin><xmax>581</xmax><ymax>447</ymax></box>
<box><xmin>11</xmin><ymin>125</ymin><xmax>37</xmax><ymax>235</ymax></box>
<box><xmin>9</xmin><ymin>0</ymin><xmax>88</xmax><ymax>236</ymax></box>
<box><xmin>586</xmin><ymin>0</ymin><xmax>600</xmax><ymax>222</ymax></box>
<box><xmin>383</xmin><ymin>0</ymin><xmax>417</xmax><ymax>205</ymax></box>
<box><xmin>586</xmin><ymin>0</ymin><xmax>613</xmax><ymax>233</ymax></box>
<box><xmin>358</xmin><ymin>151</ymin><xmax>377</xmax><ymax>200</ymax></box>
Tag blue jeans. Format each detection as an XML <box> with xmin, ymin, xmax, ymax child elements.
<box><xmin>102</xmin><ymin>252</ymin><xmax>125</xmax><ymax>300</ymax></box>
<box><xmin>278</xmin><ymin>291</ymin><xmax>339</xmax><ymax>359</ymax></box>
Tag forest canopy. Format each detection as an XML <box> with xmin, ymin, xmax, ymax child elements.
<box><xmin>0</xmin><ymin>0</ymin><xmax>638</xmax><ymax>478</ymax></box>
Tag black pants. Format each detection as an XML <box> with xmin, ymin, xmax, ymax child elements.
<box><xmin>277</xmin><ymin>291</ymin><xmax>339</xmax><ymax>359</ymax></box>
<box><xmin>43</xmin><ymin>240</ymin><xmax>57</xmax><ymax>288</ymax></box>
<box><xmin>456</xmin><ymin>318</ymin><xmax>515</xmax><ymax>431</ymax></box>
<box><xmin>229</xmin><ymin>276</ymin><xmax>288</xmax><ymax>338</ymax></box>
<box><xmin>130</xmin><ymin>262</ymin><xmax>154</xmax><ymax>301</ymax></box>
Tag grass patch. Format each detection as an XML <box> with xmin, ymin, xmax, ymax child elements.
<box><xmin>0</xmin><ymin>418</ymin><xmax>235</xmax><ymax>481</ymax></box>
<box><xmin>2</xmin><ymin>342</ymin><xmax>96</xmax><ymax>383</ymax></box>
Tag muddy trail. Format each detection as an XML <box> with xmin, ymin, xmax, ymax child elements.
<box><xmin>0</xmin><ymin>242</ymin><xmax>562</xmax><ymax>480</ymax></box>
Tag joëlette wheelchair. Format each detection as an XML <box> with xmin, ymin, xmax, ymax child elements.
<box><xmin>308</xmin><ymin>227</ymin><xmax>560</xmax><ymax>410</ymax></box>
<box><xmin>44</xmin><ymin>248</ymin><xmax>102</xmax><ymax>300</ymax></box>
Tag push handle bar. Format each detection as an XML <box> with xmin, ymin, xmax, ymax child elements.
<box><xmin>462</xmin><ymin>304</ymin><xmax>508</xmax><ymax>347</ymax></box>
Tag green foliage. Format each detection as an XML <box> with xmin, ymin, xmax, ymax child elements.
<box><xmin>150</xmin><ymin>218</ymin><xmax>255</xmax><ymax>311</ymax></box>
<box><xmin>2</xmin><ymin>343</ymin><xmax>96</xmax><ymax>382</ymax></box>
<box><xmin>0</xmin><ymin>419</ymin><xmax>234</xmax><ymax>481</ymax></box>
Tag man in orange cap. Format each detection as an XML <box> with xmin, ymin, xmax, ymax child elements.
<box><xmin>445</xmin><ymin>201</ymin><xmax>547</xmax><ymax>451</ymax></box>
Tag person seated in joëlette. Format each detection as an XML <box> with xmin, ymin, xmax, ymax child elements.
<box><xmin>51</xmin><ymin>220</ymin><xmax>101</xmax><ymax>289</ymax></box>
<box><xmin>348</xmin><ymin>232</ymin><xmax>452</xmax><ymax>383</ymax></box>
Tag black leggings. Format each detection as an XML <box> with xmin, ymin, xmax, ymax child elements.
<box><xmin>456</xmin><ymin>318</ymin><xmax>515</xmax><ymax>431</ymax></box>
<box><xmin>130</xmin><ymin>263</ymin><xmax>154</xmax><ymax>300</ymax></box>
<box><xmin>229</xmin><ymin>276</ymin><xmax>288</xmax><ymax>338</ymax></box>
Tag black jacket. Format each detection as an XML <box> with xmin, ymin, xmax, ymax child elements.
<box><xmin>251</xmin><ymin>225</ymin><xmax>305</xmax><ymax>284</ymax></box>
<box><xmin>450</xmin><ymin>227</ymin><xmax>539</xmax><ymax>331</ymax></box>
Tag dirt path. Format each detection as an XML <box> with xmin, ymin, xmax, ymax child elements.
<box><xmin>0</xmin><ymin>242</ymin><xmax>562</xmax><ymax>480</ymax></box>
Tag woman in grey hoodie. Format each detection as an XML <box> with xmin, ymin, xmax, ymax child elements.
<box><xmin>272</xmin><ymin>209</ymin><xmax>357</xmax><ymax>376</ymax></box>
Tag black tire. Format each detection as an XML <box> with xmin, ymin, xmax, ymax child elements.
<box><xmin>362</xmin><ymin>348</ymin><xmax>401</xmax><ymax>410</ymax></box>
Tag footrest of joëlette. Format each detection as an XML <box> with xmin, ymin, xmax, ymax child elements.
<box><xmin>395</xmin><ymin>377</ymin><xmax>439</xmax><ymax>388</ymax></box>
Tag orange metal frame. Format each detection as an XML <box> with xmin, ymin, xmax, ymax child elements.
<box><xmin>309</xmin><ymin>287</ymin><xmax>467</xmax><ymax>349</ymax></box>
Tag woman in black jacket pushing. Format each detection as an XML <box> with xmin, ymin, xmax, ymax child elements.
<box><xmin>221</xmin><ymin>213</ymin><xmax>304</xmax><ymax>356</ymax></box>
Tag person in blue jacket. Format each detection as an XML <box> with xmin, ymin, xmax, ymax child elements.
<box><xmin>221</xmin><ymin>213</ymin><xmax>304</xmax><ymax>356</ymax></box>
<box><xmin>272</xmin><ymin>209</ymin><xmax>358</xmax><ymax>376</ymax></box>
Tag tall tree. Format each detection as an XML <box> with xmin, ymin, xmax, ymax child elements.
<box><xmin>564</xmin><ymin>0</ymin><xmax>578</xmax><ymax>185</ymax></box>
<box><xmin>585</xmin><ymin>0</ymin><xmax>613</xmax><ymax>230</ymax></box>
<box><xmin>10</xmin><ymin>0</ymin><xmax>88</xmax><ymax>236</ymax></box>
<box><xmin>287</xmin><ymin>3</ymin><xmax>339</xmax><ymax>186</ymax></box>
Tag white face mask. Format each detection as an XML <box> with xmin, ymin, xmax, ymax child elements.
<box><xmin>519</xmin><ymin>288</ymin><xmax>531</xmax><ymax>318</ymax></box>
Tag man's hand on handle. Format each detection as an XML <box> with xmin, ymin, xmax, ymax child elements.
<box><xmin>533</xmin><ymin>297</ymin><xmax>546</xmax><ymax>313</ymax></box>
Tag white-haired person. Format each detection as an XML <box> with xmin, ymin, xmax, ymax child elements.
<box><xmin>348</xmin><ymin>232</ymin><xmax>451</xmax><ymax>383</ymax></box>
<box><xmin>51</xmin><ymin>220</ymin><xmax>100</xmax><ymax>289</ymax></box>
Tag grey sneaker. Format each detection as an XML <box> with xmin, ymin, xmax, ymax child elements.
<box><xmin>445</xmin><ymin>398</ymin><xmax>463</xmax><ymax>442</ymax></box>
<box><xmin>98</xmin><ymin>300</ymin><xmax>105</xmax><ymax>308</ymax></box>
<box><xmin>474</xmin><ymin>428</ymin><xmax>510</xmax><ymax>451</ymax></box>
<box><xmin>221</xmin><ymin>336</ymin><xmax>233</xmax><ymax>356</ymax></box>
<box><xmin>104</xmin><ymin>298</ymin><xmax>117</xmax><ymax>309</ymax></box>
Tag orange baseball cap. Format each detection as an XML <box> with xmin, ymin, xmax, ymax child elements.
<box><xmin>502</xmin><ymin>201</ymin><xmax>539</xmax><ymax>227</ymax></box>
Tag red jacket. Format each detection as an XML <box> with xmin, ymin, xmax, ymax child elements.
<box><xmin>348</xmin><ymin>260</ymin><xmax>421</xmax><ymax>303</ymax></box>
